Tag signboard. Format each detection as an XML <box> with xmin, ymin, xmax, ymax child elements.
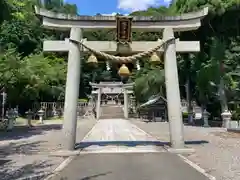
<box><xmin>116</xmin><ymin>16</ymin><xmax>132</xmax><ymax>43</ymax></box>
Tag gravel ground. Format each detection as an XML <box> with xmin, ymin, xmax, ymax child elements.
<box><xmin>131</xmin><ymin>119</ymin><xmax>240</xmax><ymax>180</ymax></box>
<box><xmin>0</xmin><ymin>119</ymin><xmax>96</xmax><ymax>180</ymax></box>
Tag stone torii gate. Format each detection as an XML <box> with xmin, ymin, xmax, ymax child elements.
<box><xmin>35</xmin><ymin>6</ymin><xmax>208</xmax><ymax>151</ymax></box>
<box><xmin>90</xmin><ymin>82</ymin><xmax>134</xmax><ymax>119</ymax></box>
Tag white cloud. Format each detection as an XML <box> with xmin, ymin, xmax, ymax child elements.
<box><xmin>117</xmin><ymin>0</ymin><xmax>171</xmax><ymax>12</ymax></box>
<box><xmin>101</xmin><ymin>12</ymin><xmax>117</xmax><ymax>16</ymax></box>
<box><xmin>101</xmin><ymin>12</ymin><xmax>129</xmax><ymax>16</ymax></box>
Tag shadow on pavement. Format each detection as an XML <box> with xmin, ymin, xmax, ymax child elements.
<box><xmin>0</xmin><ymin>159</ymin><xmax>11</xmax><ymax>166</ymax></box>
<box><xmin>0</xmin><ymin>160</ymin><xmax>52</xmax><ymax>180</ymax></box>
<box><xmin>185</xmin><ymin>140</ymin><xmax>209</xmax><ymax>145</ymax></box>
<box><xmin>79</xmin><ymin>172</ymin><xmax>112</xmax><ymax>180</ymax></box>
<box><xmin>0</xmin><ymin>124</ymin><xmax>62</xmax><ymax>141</ymax></box>
<box><xmin>57</xmin><ymin>172</ymin><xmax>112</xmax><ymax>180</ymax></box>
<box><xmin>0</xmin><ymin>140</ymin><xmax>60</xmax><ymax>180</ymax></box>
<box><xmin>141</xmin><ymin>120</ymin><xmax>222</xmax><ymax>127</ymax></box>
<box><xmin>0</xmin><ymin>140</ymin><xmax>46</xmax><ymax>158</ymax></box>
<box><xmin>75</xmin><ymin>140</ymin><xmax>167</xmax><ymax>149</ymax></box>
<box><xmin>75</xmin><ymin>140</ymin><xmax>208</xmax><ymax>149</ymax></box>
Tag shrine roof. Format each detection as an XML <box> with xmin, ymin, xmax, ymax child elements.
<box><xmin>139</xmin><ymin>94</ymin><xmax>166</xmax><ymax>108</ymax></box>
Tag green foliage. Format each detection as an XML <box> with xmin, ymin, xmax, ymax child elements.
<box><xmin>0</xmin><ymin>50</ymin><xmax>66</xmax><ymax>105</ymax></box>
<box><xmin>0</xmin><ymin>0</ymin><xmax>75</xmax><ymax>113</ymax></box>
<box><xmin>133</xmin><ymin>61</ymin><xmax>165</xmax><ymax>102</ymax></box>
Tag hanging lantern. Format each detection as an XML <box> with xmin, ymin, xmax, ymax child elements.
<box><xmin>150</xmin><ymin>52</ymin><xmax>161</xmax><ymax>64</ymax></box>
<box><xmin>118</xmin><ymin>64</ymin><xmax>130</xmax><ymax>77</ymax></box>
<box><xmin>87</xmin><ymin>53</ymin><xmax>98</xmax><ymax>65</ymax></box>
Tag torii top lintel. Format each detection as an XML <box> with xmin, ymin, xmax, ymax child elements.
<box><xmin>35</xmin><ymin>6</ymin><xmax>208</xmax><ymax>32</ymax></box>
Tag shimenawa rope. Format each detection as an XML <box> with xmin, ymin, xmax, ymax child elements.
<box><xmin>69</xmin><ymin>38</ymin><xmax>175</xmax><ymax>63</ymax></box>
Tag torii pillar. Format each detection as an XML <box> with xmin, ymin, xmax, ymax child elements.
<box><xmin>163</xmin><ymin>28</ymin><xmax>184</xmax><ymax>149</ymax></box>
<box><xmin>62</xmin><ymin>28</ymin><xmax>82</xmax><ymax>150</ymax></box>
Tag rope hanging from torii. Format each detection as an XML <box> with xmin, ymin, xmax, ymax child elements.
<box><xmin>69</xmin><ymin>38</ymin><xmax>175</xmax><ymax>63</ymax></box>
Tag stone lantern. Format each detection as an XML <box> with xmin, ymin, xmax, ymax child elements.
<box><xmin>52</xmin><ymin>103</ymin><xmax>58</xmax><ymax>117</ymax></box>
<box><xmin>203</xmin><ymin>109</ymin><xmax>210</xmax><ymax>127</ymax></box>
<box><xmin>221</xmin><ymin>110</ymin><xmax>232</xmax><ymax>128</ymax></box>
<box><xmin>38</xmin><ymin>109</ymin><xmax>45</xmax><ymax>124</ymax></box>
<box><xmin>7</xmin><ymin>109</ymin><xmax>15</xmax><ymax>130</ymax></box>
<box><xmin>25</xmin><ymin>109</ymin><xmax>33</xmax><ymax>127</ymax></box>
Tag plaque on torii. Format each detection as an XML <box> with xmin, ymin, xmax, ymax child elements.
<box><xmin>116</xmin><ymin>16</ymin><xmax>133</xmax><ymax>43</ymax></box>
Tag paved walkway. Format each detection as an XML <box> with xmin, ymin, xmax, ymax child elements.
<box><xmin>49</xmin><ymin>119</ymin><xmax>211</xmax><ymax>180</ymax></box>
<box><xmin>51</xmin><ymin>153</ymin><xmax>210</xmax><ymax>180</ymax></box>
<box><xmin>77</xmin><ymin>118</ymin><xmax>165</xmax><ymax>153</ymax></box>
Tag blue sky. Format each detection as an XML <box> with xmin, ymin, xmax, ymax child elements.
<box><xmin>65</xmin><ymin>0</ymin><xmax>171</xmax><ymax>15</ymax></box>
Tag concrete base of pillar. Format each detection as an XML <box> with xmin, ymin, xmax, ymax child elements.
<box><xmin>49</xmin><ymin>150</ymin><xmax>81</xmax><ymax>157</ymax></box>
<box><xmin>167</xmin><ymin>147</ymin><xmax>195</xmax><ymax>154</ymax></box>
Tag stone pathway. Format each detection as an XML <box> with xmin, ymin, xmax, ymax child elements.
<box><xmin>78</xmin><ymin>119</ymin><xmax>165</xmax><ymax>153</ymax></box>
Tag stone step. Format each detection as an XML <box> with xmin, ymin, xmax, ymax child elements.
<box><xmin>100</xmin><ymin>106</ymin><xmax>124</xmax><ymax>119</ymax></box>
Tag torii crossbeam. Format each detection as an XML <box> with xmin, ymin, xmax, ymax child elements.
<box><xmin>43</xmin><ymin>38</ymin><xmax>200</xmax><ymax>53</ymax></box>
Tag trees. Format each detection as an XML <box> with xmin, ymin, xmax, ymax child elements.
<box><xmin>131</xmin><ymin>0</ymin><xmax>240</xmax><ymax>119</ymax></box>
<box><xmin>170</xmin><ymin>0</ymin><xmax>240</xmax><ymax>117</ymax></box>
<box><xmin>0</xmin><ymin>0</ymin><xmax>77</xmax><ymax>113</ymax></box>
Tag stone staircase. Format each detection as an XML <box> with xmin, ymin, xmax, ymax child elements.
<box><xmin>100</xmin><ymin>104</ymin><xmax>124</xmax><ymax>119</ymax></box>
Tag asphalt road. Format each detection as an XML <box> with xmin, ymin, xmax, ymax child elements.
<box><xmin>51</xmin><ymin>152</ymin><xmax>210</xmax><ymax>180</ymax></box>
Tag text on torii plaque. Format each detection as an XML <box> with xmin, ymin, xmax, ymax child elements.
<box><xmin>116</xmin><ymin>16</ymin><xmax>133</xmax><ymax>43</ymax></box>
